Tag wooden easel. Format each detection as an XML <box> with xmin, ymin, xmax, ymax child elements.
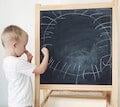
<box><xmin>35</xmin><ymin>0</ymin><xmax>119</xmax><ymax>107</ymax></box>
<box><xmin>41</xmin><ymin>90</ymin><xmax>111</xmax><ymax>107</ymax></box>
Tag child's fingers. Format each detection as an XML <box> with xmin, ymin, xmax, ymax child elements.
<box><xmin>41</xmin><ymin>47</ymin><xmax>49</xmax><ymax>55</ymax></box>
<box><xmin>28</xmin><ymin>52</ymin><xmax>33</xmax><ymax>57</ymax></box>
<box><xmin>24</xmin><ymin>50</ymin><xmax>29</xmax><ymax>54</ymax></box>
<box><xmin>28</xmin><ymin>54</ymin><xmax>33</xmax><ymax>62</ymax></box>
<box><xmin>28</xmin><ymin>53</ymin><xmax>33</xmax><ymax>59</ymax></box>
<box><xmin>25</xmin><ymin>50</ymin><xmax>33</xmax><ymax>56</ymax></box>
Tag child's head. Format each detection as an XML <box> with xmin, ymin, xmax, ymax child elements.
<box><xmin>1</xmin><ymin>25</ymin><xmax>28</xmax><ymax>57</ymax></box>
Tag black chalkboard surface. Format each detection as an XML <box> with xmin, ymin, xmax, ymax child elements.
<box><xmin>40</xmin><ymin>8</ymin><xmax>112</xmax><ymax>85</ymax></box>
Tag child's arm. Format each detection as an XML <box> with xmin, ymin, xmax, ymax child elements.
<box><xmin>24</xmin><ymin>50</ymin><xmax>33</xmax><ymax>63</ymax></box>
<box><xmin>33</xmin><ymin>47</ymin><xmax>49</xmax><ymax>74</ymax></box>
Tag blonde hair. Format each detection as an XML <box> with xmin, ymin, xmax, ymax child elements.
<box><xmin>1</xmin><ymin>25</ymin><xmax>28</xmax><ymax>47</ymax></box>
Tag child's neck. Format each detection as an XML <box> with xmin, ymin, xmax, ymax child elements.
<box><xmin>5</xmin><ymin>50</ymin><xmax>17</xmax><ymax>57</ymax></box>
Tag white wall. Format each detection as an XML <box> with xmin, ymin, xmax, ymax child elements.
<box><xmin>39</xmin><ymin>0</ymin><xmax>112</xmax><ymax>4</ymax></box>
<box><xmin>44</xmin><ymin>97</ymin><xmax>106</xmax><ymax>107</ymax></box>
<box><xmin>0</xmin><ymin>0</ymin><xmax>119</xmax><ymax>107</ymax></box>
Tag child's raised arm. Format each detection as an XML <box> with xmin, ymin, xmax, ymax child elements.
<box><xmin>24</xmin><ymin>50</ymin><xmax>33</xmax><ymax>63</ymax></box>
<box><xmin>33</xmin><ymin>47</ymin><xmax>49</xmax><ymax>74</ymax></box>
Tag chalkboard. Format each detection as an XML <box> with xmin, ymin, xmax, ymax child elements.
<box><xmin>40</xmin><ymin>8</ymin><xmax>112</xmax><ymax>85</ymax></box>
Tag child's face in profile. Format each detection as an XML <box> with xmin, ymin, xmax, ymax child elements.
<box><xmin>14</xmin><ymin>36</ymin><xmax>28</xmax><ymax>57</ymax></box>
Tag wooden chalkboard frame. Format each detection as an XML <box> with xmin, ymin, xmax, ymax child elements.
<box><xmin>35</xmin><ymin>1</ymin><xmax>119</xmax><ymax>107</ymax></box>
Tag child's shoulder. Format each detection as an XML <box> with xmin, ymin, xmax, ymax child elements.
<box><xmin>4</xmin><ymin>55</ymin><xmax>18</xmax><ymax>61</ymax></box>
<box><xmin>3</xmin><ymin>56</ymin><xmax>19</xmax><ymax>65</ymax></box>
<box><xmin>2</xmin><ymin>56</ymin><xmax>20</xmax><ymax>71</ymax></box>
<box><xmin>3</xmin><ymin>56</ymin><xmax>30</xmax><ymax>67</ymax></box>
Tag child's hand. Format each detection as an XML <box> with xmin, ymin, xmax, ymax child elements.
<box><xmin>33</xmin><ymin>47</ymin><xmax>49</xmax><ymax>74</ymax></box>
<box><xmin>41</xmin><ymin>47</ymin><xmax>49</xmax><ymax>56</ymax></box>
<box><xmin>24</xmin><ymin>50</ymin><xmax>33</xmax><ymax>63</ymax></box>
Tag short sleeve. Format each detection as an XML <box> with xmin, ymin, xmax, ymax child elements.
<box><xmin>16</xmin><ymin>59</ymin><xmax>36</xmax><ymax>77</ymax></box>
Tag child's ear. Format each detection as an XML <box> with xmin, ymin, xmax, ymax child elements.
<box><xmin>12</xmin><ymin>41</ymin><xmax>17</xmax><ymax>48</ymax></box>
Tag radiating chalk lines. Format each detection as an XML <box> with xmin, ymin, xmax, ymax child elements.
<box><xmin>41</xmin><ymin>9</ymin><xmax>112</xmax><ymax>83</ymax></box>
<box><xmin>48</xmin><ymin>53</ymin><xmax>111</xmax><ymax>84</ymax></box>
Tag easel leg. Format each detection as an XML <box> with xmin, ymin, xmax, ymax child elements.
<box><xmin>106</xmin><ymin>92</ymin><xmax>111</xmax><ymax>107</ymax></box>
<box><xmin>41</xmin><ymin>90</ymin><xmax>53</xmax><ymax>107</ymax></box>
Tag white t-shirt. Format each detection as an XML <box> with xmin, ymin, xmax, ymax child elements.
<box><xmin>2</xmin><ymin>56</ymin><xmax>36</xmax><ymax>107</ymax></box>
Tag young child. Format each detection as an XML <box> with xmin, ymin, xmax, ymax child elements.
<box><xmin>1</xmin><ymin>25</ymin><xmax>49</xmax><ymax>107</ymax></box>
